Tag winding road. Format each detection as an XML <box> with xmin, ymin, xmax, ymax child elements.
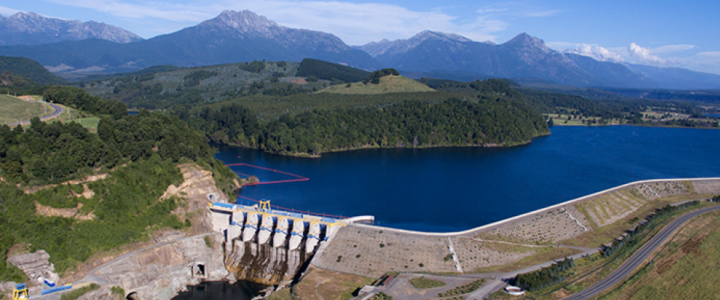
<box><xmin>563</xmin><ymin>204</ymin><xmax>720</xmax><ymax>300</ymax></box>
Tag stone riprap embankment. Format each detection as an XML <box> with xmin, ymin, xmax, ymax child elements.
<box><xmin>314</xmin><ymin>178</ymin><xmax>720</xmax><ymax>277</ymax></box>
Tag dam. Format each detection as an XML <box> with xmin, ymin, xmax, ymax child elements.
<box><xmin>208</xmin><ymin>200</ymin><xmax>373</xmax><ymax>286</ymax></box>
<box><xmin>209</xmin><ymin>201</ymin><xmax>351</xmax><ymax>252</ymax></box>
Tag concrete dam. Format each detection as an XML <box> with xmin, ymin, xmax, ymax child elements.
<box><xmin>209</xmin><ymin>201</ymin><xmax>370</xmax><ymax>285</ymax></box>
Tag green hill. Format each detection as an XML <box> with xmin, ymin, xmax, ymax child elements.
<box><xmin>0</xmin><ymin>95</ymin><xmax>48</xmax><ymax>124</ymax></box>
<box><xmin>0</xmin><ymin>56</ymin><xmax>66</xmax><ymax>85</ymax></box>
<box><xmin>296</xmin><ymin>58</ymin><xmax>371</xmax><ymax>83</ymax></box>
<box><xmin>319</xmin><ymin>75</ymin><xmax>435</xmax><ymax>94</ymax></box>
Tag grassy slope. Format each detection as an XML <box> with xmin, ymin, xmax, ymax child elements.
<box><xmin>268</xmin><ymin>266</ymin><xmax>374</xmax><ymax>300</ymax></box>
<box><xmin>600</xmin><ymin>210</ymin><xmax>720</xmax><ymax>300</ymax></box>
<box><xmin>0</xmin><ymin>94</ymin><xmax>48</xmax><ymax>124</ymax></box>
<box><xmin>319</xmin><ymin>75</ymin><xmax>435</xmax><ymax>94</ymax></box>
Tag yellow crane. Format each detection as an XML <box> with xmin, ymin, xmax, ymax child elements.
<box><xmin>12</xmin><ymin>283</ymin><xmax>28</xmax><ymax>300</ymax></box>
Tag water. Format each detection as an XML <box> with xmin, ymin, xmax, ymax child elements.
<box><xmin>171</xmin><ymin>281</ymin><xmax>266</xmax><ymax>300</ymax></box>
<box><xmin>704</xmin><ymin>113</ymin><xmax>720</xmax><ymax>118</ymax></box>
<box><xmin>215</xmin><ymin>126</ymin><xmax>720</xmax><ymax>232</ymax></box>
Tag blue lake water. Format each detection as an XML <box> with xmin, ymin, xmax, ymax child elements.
<box><xmin>704</xmin><ymin>113</ymin><xmax>720</xmax><ymax>118</ymax></box>
<box><xmin>215</xmin><ymin>126</ymin><xmax>720</xmax><ymax>232</ymax></box>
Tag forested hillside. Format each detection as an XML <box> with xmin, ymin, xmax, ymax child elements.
<box><xmin>0</xmin><ymin>55</ymin><xmax>66</xmax><ymax>85</ymax></box>
<box><xmin>182</xmin><ymin>78</ymin><xmax>549</xmax><ymax>156</ymax></box>
<box><xmin>0</xmin><ymin>86</ymin><xmax>237</xmax><ymax>280</ymax></box>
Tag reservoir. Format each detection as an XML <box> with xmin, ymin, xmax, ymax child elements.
<box><xmin>215</xmin><ymin>126</ymin><xmax>720</xmax><ymax>232</ymax></box>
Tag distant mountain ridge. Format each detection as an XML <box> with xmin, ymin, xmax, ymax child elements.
<box><xmin>363</xmin><ymin>31</ymin><xmax>663</xmax><ymax>88</ymax></box>
<box><xmin>0</xmin><ymin>12</ymin><xmax>143</xmax><ymax>45</ymax></box>
<box><xmin>1</xmin><ymin>10</ymin><xmax>719</xmax><ymax>89</ymax></box>
<box><xmin>0</xmin><ymin>10</ymin><xmax>380</xmax><ymax>74</ymax></box>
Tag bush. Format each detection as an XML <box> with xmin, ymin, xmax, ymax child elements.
<box><xmin>515</xmin><ymin>258</ymin><xmax>574</xmax><ymax>292</ymax></box>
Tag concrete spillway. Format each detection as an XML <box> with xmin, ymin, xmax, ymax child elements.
<box><xmin>210</xmin><ymin>202</ymin><xmax>347</xmax><ymax>253</ymax></box>
<box><xmin>305</xmin><ymin>222</ymin><xmax>321</xmax><ymax>253</ymax></box>
<box><xmin>273</xmin><ymin>218</ymin><xmax>289</xmax><ymax>247</ymax></box>
<box><xmin>243</xmin><ymin>213</ymin><xmax>259</xmax><ymax>242</ymax></box>
<box><xmin>289</xmin><ymin>220</ymin><xmax>305</xmax><ymax>251</ymax></box>
<box><xmin>258</xmin><ymin>215</ymin><xmax>274</xmax><ymax>244</ymax></box>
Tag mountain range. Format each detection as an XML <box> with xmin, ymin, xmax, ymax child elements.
<box><xmin>0</xmin><ymin>12</ymin><xmax>143</xmax><ymax>45</ymax></box>
<box><xmin>1</xmin><ymin>10</ymin><xmax>719</xmax><ymax>90</ymax></box>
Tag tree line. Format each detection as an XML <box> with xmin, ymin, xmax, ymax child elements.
<box><xmin>184</xmin><ymin>91</ymin><xmax>549</xmax><ymax>156</ymax></box>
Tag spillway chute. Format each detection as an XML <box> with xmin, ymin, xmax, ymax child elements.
<box><xmin>305</xmin><ymin>222</ymin><xmax>321</xmax><ymax>253</ymax></box>
<box><xmin>242</xmin><ymin>213</ymin><xmax>259</xmax><ymax>242</ymax></box>
<box><xmin>258</xmin><ymin>214</ymin><xmax>275</xmax><ymax>244</ymax></box>
<box><xmin>273</xmin><ymin>218</ymin><xmax>289</xmax><ymax>247</ymax></box>
<box><xmin>289</xmin><ymin>219</ymin><xmax>305</xmax><ymax>251</ymax></box>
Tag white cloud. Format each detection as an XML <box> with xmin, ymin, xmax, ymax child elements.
<box><xmin>652</xmin><ymin>44</ymin><xmax>695</xmax><ymax>54</ymax></box>
<box><xmin>477</xmin><ymin>8</ymin><xmax>509</xmax><ymax>14</ymax></box>
<box><xmin>628</xmin><ymin>42</ymin><xmax>673</xmax><ymax>66</ymax></box>
<box><xmin>697</xmin><ymin>51</ymin><xmax>720</xmax><ymax>58</ymax></box>
<box><xmin>0</xmin><ymin>5</ymin><xmax>20</xmax><ymax>16</ymax></box>
<box><xmin>41</xmin><ymin>0</ymin><xmax>216</xmax><ymax>22</ymax></box>
<box><xmin>564</xmin><ymin>44</ymin><xmax>624</xmax><ymax>63</ymax></box>
<box><xmin>523</xmin><ymin>10</ymin><xmax>561</xmax><ymax>17</ymax></box>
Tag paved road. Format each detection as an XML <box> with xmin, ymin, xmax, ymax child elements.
<box><xmin>563</xmin><ymin>205</ymin><xmax>720</xmax><ymax>300</ymax></box>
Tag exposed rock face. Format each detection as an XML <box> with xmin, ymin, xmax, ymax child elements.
<box><xmin>89</xmin><ymin>234</ymin><xmax>227</xmax><ymax>300</ymax></box>
<box><xmin>161</xmin><ymin>164</ymin><xmax>227</xmax><ymax>203</ymax></box>
<box><xmin>6</xmin><ymin>250</ymin><xmax>59</xmax><ymax>284</ymax></box>
<box><xmin>34</xmin><ymin>201</ymin><xmax>95</xmax><ymax>220</ymax></box>
<box><xmin>0</xmin><ymin>12</ymin><xmax>143</xmax><ymax>45</ymax></box>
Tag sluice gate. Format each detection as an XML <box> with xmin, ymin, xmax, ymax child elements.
<box><xmin>210</xmin><ymin>201</ymin><xmax>354</xmax><ymax>286</ymax></box>
<box><xmin>209</xmin><ymin>202</ymin><xmax>345</xmax><ymax>253</ymax></box>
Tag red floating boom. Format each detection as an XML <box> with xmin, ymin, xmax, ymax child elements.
<box><xmin>226</xmin><ymin>163</ymin><xmax>309</xmax><ymax>186</ymax></box>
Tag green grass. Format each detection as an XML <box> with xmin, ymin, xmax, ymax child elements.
<box><xmin>49</xmin><ymin>106</ymin><xmax>100</xmax><ymax>132</ymax></box>
<box><xmin>409</xmin><ymin>277</ymin><xmax>446</xmax><ymax>289</ymax></box>
<box><xmin>0</xmin><ymin>94</ymin><xmax>48</xmax><ymax>124</ymax></box>
<box><xmin>598</xmin><ymin>210</ymin><xmax>720</xmax><ymax>300</ymax></box>
<box><xmin>319</xmin><ymin>75</ymin><xmax>435</xmax><ymax>94</ymax></box>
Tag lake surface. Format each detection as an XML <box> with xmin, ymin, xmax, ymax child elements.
<box><xmin>215</xmin><ymin>126</ymin><xmax>720</xmax><ymax>232</ymax></box>
<box><xmin>704</xmin><ymin>113</ymin><xmax>720</xmax><ymax>118</ymax></box>
<box><xmin>171</xmin><ymin>281</ymin><xmax>266</xmax><ymax>300</ymax></box>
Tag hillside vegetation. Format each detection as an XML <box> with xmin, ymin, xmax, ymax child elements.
<box><xmin>319</xmin><ymin>75</ymin><xmax>435</xmax><ymax>94</ymax></box>
<box><xmin>296</xmin><ymin>58</ymin><xmax>371</xmax><ymax>82</ymax></box>
<box><xmin>82</xmin><ymin>60</ymin><xmax>329</xmax><ymax>109</ymax></box>
<box><xmin>183</xmin><ymin>79</ymin><xmax>548</xmax><ymax>156</ymax></box>
<box><xmin>0</xmin><ymin>55</ymin><xmax>66</xmax><ymax>85</ymax></box>
<box><xmin>0</xmin><ymin>87</ymin><xmax>237</xmax><ymax>280</ymax></box>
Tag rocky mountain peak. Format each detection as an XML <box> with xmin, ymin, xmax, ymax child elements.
<box><xmin>0</xmin><ymin>11</ymin><xmax>143</xmax><ymax>45</ymax></box>
<box><xmin>412</xmin><ymin>30</ymin><xmax>472</xmax><ymax>43</ymax></box>
<box><xmin>204</xmin><ymin>10</ymin><xmax>279</xmax><ymax>35</ymax></box>
<box><xmin>361</xmin><ymin>30</ymin><xmax>473</xmax><ymax>57</ymax></box>
<box><xmin>503</xmin><ymin>33</ymin><xmax>549</xmax><ymax>52</ymax></box>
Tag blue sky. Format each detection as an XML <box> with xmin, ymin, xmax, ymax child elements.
<box><xmin>2</xmin><ymin>0</ymin><xmax>720</xmax><ymax>74</ymax></box>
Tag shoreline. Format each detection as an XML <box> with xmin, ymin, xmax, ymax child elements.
<box><xmin>347</xmin><ymin>177</ymin><xmax>720</xmax><ymax>236</ymax></box>
<box><xmin>215</xmin><ymin>130</ymin><xmax>551</xmax><ymax>158</ymax></box>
